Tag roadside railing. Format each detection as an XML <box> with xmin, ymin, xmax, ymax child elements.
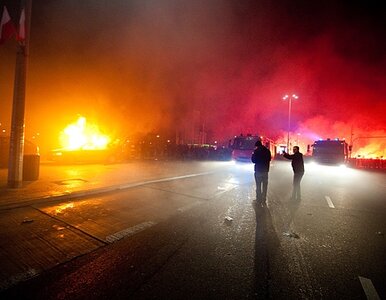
<box><xmin>349</xmin><ymin>158</ymin><xmax>386</xmax><ymax>171</ymax></box>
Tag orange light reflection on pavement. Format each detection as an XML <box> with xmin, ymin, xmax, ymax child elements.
<box><xmin>54</xmin><ymin>202</ymin><xmax>74</xmax><ymax>215</ymax></box>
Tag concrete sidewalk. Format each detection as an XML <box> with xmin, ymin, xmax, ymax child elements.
<box><xmin>0</xmin><ymin>160</ymin><xmax>227</xmax><ymax>292</ymax></box>
<box><xmin>0</xmin><ymin>160</ymin><xmax>223</xmax><ymax>210</ymax></box>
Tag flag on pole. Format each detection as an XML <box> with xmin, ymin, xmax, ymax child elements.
<box><xmin>0</xmin><ymin>6</ymin><xmax>16</xmax><ymax>44</ymax></box>
<box><xmin>16</xmin><ymin>8</ymin><xmax>25</xmax><ymax>42</ymax></box>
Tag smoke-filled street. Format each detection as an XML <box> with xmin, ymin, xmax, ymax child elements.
<box><xmin>1</xmin><ymin>160</ymin><xmax>384</xmax><ymax>299</ymax></box>
<box><xmin>0</xmin><ymin>0</ymin><xmax>385</xmax><ymax>299</ymax></box>
<box><xmin>1</xmin><ymin>1</ymin><xmax>385</xmax><ymax>159</ymax></box>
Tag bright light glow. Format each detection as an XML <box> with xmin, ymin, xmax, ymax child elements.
<box><xmin>354</xmin><ymin>142</ymin><xmax>385</xmax><ymax>159</ymax></box>
<box><xmin>305</xmin><ymin>161</ymin><xmax>323</xmax><ymax>172</ymax></box>
<box><xmin>283</xmin><ymin>94</ymin><xmax>298</xmax><ymax>100</ymax></box>
<box><xmin>54</xmin><ymin>202</ymin><xmax>74</xmax><ymax>215</ymax></box>
<box><xmin>60</xmin><ymin>116</ymin><xmax>110</xmax><ymax>151</ymax></box>
<box><xmin>305</xmin><ymin>161</ymin><xmax>352</xmax><ymax>176</ymax></box>
<box><xmin>239</xmin><ymin>163</ymin><xmax>254</xmax><ymax>171</ymax></box>
<box><xmin>337</xmin><ymin>164</ymin><xmax>350</xmax><ymax>175</ymax></box>
<box><xmin>232</xmin><ymin>161</ymin><xmax>254</xmax><ymax>172</ymax></box>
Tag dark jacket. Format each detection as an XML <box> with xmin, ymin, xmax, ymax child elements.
<box><xmin>283</xmin><ymin>152</ymin><xmax>304</xmax><ymax>173</ymax></box>
<box><xmin>251</xmin><ymin>146</ymin><xmax>271</xmax><ymax>172</ymax></box>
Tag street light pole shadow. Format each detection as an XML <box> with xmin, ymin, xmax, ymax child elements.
<box><xmin>252</xmin><ymin>202</ymin><xmax>281</xmax><ymax>298</ymax></box>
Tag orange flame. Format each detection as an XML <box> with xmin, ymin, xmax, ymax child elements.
<box><xmin>353</xmin><ymin>143</ymin><xmax>385</xmax><ymax>159</ymax></box>
<box><xmin>60</xmin><ymin>116</ymin><xmax>110</xmax><ymax>150</ymax></box>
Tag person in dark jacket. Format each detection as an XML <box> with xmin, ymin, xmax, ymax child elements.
<box><xmin>283</xmin><ymin>146</ymin><xmax>305</xmax><ymax>200</ymax></box>
<box><xmin>251</xmin><ymin>140</ymin><xmax>272</xmax><ymax>206</ymax></box>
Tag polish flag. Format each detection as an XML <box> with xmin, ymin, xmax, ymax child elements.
<box><xmin>16</xmin><ymin>8</ymin><xmax>25</xmax><ymax>42</ymax></box>
<box><xmin>0</xmin><ymin>6</ymin><xmax>16</xmax><ymax>44</ymax></box>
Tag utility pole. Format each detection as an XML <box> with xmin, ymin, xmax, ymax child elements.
<box><xmin>283</xmin><ymin>94</ymin><xmax>298</xmax><ymax>153</ymax></box>
<box><xmin>8</xmin><ymin>0</ymin><xmax>32</xmax><ymax>188</ymax></box>
<box><xmin>349</xmin><ymin>125</ymin><xmax>354</xmax><ymax>159</ymax></box>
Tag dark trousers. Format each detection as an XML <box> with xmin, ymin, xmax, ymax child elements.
<box><xmin>292</xmin><ymin>172</ymin><xmax>304</xmax><ymax>200</ymax></box>
<box><xmin>254</xmin><ymin>171</ymin><xmax>268</xmax><ymax>201</ymax></box>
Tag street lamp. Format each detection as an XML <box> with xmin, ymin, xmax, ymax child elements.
<box><xmin>283</xmin><ymin>94</ymin><xmax>299</xmax><ymax>152</ymax></box>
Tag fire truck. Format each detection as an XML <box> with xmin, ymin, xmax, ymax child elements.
<box><xmin>312</xmin><ymin>138</ymin><xmax>349</xmax><ymax>165</ymax></box>
<box><xmin>230</xmin><ymin>134</ymin><xmax>276</xmax><ymax>162</ymax></box>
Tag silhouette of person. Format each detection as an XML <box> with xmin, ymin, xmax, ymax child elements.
<box><xmin>283</xmin><ymin>146</ymin><xmax>305</xmax><ymax>200</ymax></box>
<box><xmin>251</xmin><ymin>140</ymin><xmax>271</xmax><ymax>206</ymax></box>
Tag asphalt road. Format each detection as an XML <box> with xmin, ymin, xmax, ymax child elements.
<box><xmin>1</xmin><ymin>160</ymin><xmax>385</xmax><ymax>299</ymax></box>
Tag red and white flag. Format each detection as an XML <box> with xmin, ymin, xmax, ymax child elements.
<box><xmin>16</xmin><ymin>8</ymin><xmax>25</xmax><ymax>42</ymax></box>
<box><xmin>0</xmin><ymin>6</ymin><xmax>16</xmax><ymax>44</ymax></box>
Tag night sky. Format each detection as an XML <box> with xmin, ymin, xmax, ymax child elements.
<box><xmin>0</xmin><ymin>0</ymin><xmax>385</xmax><ymax>156</ymax></box>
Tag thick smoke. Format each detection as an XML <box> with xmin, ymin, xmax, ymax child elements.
<box><xmin>0</xmin><ymin>0</ymin><xmax>384</xmax><ymax>156</ymax></box>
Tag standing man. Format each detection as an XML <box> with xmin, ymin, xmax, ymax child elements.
<box><xmin>283</xmin><ymin>146</ymin><xmax>305</xmax><ymax>201</ymax></box>
<box><xmin>251</xmin><ymin>140</ymin><xmax>272</xmax><ymax>206</ymax></box>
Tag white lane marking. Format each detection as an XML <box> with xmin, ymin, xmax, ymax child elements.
<box><xmin>106</xmin><ymin>221</ymin><xmax>156</xmax><ymax>243</ymax></box>
<box><xmin>215</xmin><ymin>184</ymin><xmax>236</xmax><ymax>197</ymax></box>
<box><xmin>325</xmin><ymin>196</ymin><xmax>335</xmax><ymax>208</ymax></box>
<box><xmin>118</xmin><ymin>172</ymin><xmax>213</xmax><ymax>190</ymax></box>
<box><xmin>215</xmin><ymin>190</ymin><xmax>228</xmax><ymax>197</ymax></box>
<box><xmin>359</xmin><ymin>276</ymin><xmax>381</xmax><ymax>300</ymax></box>
<box><xmin>177</xmin><ymin>201</ymin><xmax>202</xmax><ymax>213</ymax></box>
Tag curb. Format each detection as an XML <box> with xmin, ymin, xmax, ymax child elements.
<box><xmin>0</xmin><ymin>171</ymin><xmax>214</xmax><ymax>211</ymax></box>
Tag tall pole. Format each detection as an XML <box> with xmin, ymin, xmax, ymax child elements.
<box><xmin>8</xmin><ymin>0</ymin><xmax>32</xmax><ymax>188</ymax></box>
<box><xmin>287</xmin><ymin>97</ymin><xmax>291</xmax><ymax>152</ymax></box>
<box><xmin>283</xmin><ymin>94</ymin><xmax>298</xmax><ymax>153</ymax></box>
<box><xmin>349</xmin><ymin>125</ymin><xmax>354</xmax><ymax>159</ymax></box>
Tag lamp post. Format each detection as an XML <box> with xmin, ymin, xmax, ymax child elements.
<box><xmin>283</xmin><ymin>94</ymin><xmax>298</xmax><ymax>152</ymax></box>
<box><xmin>8</xmin><ymin>0</ymin><xmax>32</xmax><ymax>188</ymax></box>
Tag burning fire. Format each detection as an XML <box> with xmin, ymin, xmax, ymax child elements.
<box><xmin>353</xmin><ymin>144</ymin><xmax>385</xmax><ymax>159</ymax></box>
<box><xmin>60</xmin><ymin>116</ymin><xmax>110</xmax><ymax>151</ymax></box>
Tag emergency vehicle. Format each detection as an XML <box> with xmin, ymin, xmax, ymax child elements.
<box><xmin>312</xmin><ymin>138</ymin><xmax>349</xmax><ymax>165</ymax></box>
<box><xmin>230</xmin><ymin>135</ymin><xmax>276</xmax><ymax>162</ymax></box>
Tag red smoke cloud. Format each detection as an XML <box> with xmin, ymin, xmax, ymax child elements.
<box><xmin>0</xmin><ymin>1</ymin><xmax>384</xmax><ymax>157</ymax></box>
<box><xmin>296</xmin><ymin>116</ymin><xmax>386</xmax><ymax>158</ymax></box>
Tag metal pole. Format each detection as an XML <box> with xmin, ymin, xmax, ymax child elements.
<box><xmin>287</xmin><ymin>97</ymin><xmax>291</xmax><ymax>152</ymax></box>
<box><xmin>7</xmin><ymin>0</ymin><xmax>32</xmax><ymax>188</ymax></box>
<box><xmin>349</xmin><ymin>125</ymin><xmax>353</xmax><ymax>159</ymax></box>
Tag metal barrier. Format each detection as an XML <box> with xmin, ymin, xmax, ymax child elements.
<box><xmin>350</xmin><ymin>158</ymin><xmax>386</xmax><ymax>171</ymax></box>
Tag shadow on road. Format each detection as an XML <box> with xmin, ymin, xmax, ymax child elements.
<box><xmin>283</xmin><ymin>199</ymin><xmax>301</xmax><ymax>234</ymax></box>
<box><xmin>253</xmin><ymin>203</ymin><xmax>281</xmax><ymax>298</ymax></box>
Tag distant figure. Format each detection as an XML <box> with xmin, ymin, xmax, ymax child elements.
<box><xmin>283</xmin><ymin>146</ymin><xmax>305</xmax><ymax>200</ymax></box>
<box><xmin>251</xmin><ymin>140</ymin><xmax>272</xmax><ymax>206</ymax></box>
